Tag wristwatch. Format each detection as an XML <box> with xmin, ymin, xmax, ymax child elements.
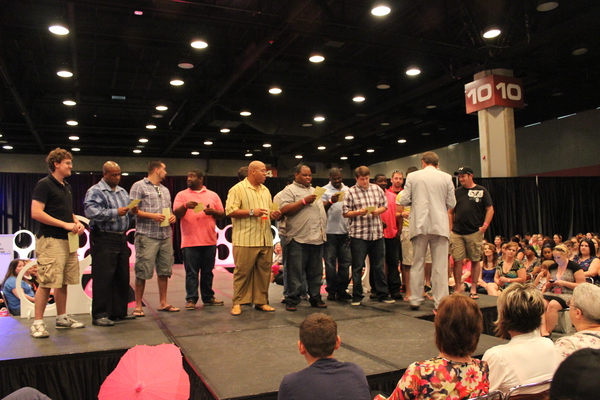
<box><xmin>249</xmin><ymin>209</ymin><xmax>254</xmax><ymax>216</ymax></box>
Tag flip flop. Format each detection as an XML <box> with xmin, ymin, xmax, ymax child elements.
<box><xmin>158</xmin><ymin>305</ymin><xmax>180</xmax><ymax>312</ymax></box>
<box><xmin>469</xmin><ymin>293</ymin><xmax>479</xmax><ymax>299</ymax></box>
<box><xmin>132</xmin><ymin>310</ymin><xmax>145</xmax><ymax>317</ymax></box>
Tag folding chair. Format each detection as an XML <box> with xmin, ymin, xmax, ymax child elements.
<box><xmin>504</xmin><ymin>379</ymin><xmax>552</xmax><ymax>400</ymax></box>
<box><xmin>470</xmin><ymin>390</ymin><xmax>504</xmax><ymax>400</ymax></box>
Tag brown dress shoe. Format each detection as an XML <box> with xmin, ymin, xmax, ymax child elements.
<box><xmin>231</xmin><ymin>304</ymin><xmax>242</xmax><ymax>316</ymax></box>
<box><xmin>254</xmin><ymin>304</ymin><xmax>275</xmax><ymax>312</ymax></box>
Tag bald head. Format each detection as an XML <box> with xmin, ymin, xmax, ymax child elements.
<box><xmin>102</xmin><ymin>161</ymin><xmax>122</xmax><ymax>188</ymax></box>
<box><xmin>248</xmin><ymin>161</ymin><xmax>267</xmax><ymax>185</ymax></box>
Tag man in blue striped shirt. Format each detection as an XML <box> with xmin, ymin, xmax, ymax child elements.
<box><xmin>84</xmin><ymin>161</ymin><xmax>137</xmax><ymax>326</ymax></box>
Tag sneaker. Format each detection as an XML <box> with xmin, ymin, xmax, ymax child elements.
<box><xmin>285</xmin><ymin>304</ymin><xmax>297</xmax><ymax>312</ymax></box>
<box><xmin>185</xmin><ymin>301</ymin><xmax>196</xmax><ymax>310</ymax></box>
<box><xmin>326</xmin><ymin>293</ymin><xmax>337</xmax><ymax>301</ymax></box>
<box><xmin>55</xmin><ymin>316</ymin><xmax>85</xmax><ymax>329</ymax></box>
<box><xmin>338</xmin><ymin>292</ymin><xmax>352</xmax><ymax>300</ymax></box>
<box><xmin>30</xmin><ymin>323</ymin><xmax>49</xmax><ymax>338</ymax></box>
<box><xmin>351</xmin><ymin>299</ymin><xmax>362</xmax><ymax>306</ymax></box>
<box><xmin>379</xmin><ymin>297</ymin><xmax>395</xmax><ymax>304</ymax></box>
<box><xmin>390</xmin><ymin>292</ymin><xmax>404</xmax><ymax>300</ymax></box>
<box><xmin>204</xmin><ymin>297</ymin><xmax>224</xmax><ymax>306</ymax></box>
<box><xmin>311</xmin><ymin>299</ymin><xmax>327</xmax><ymax>308</ymax></box>
<box><xmin>300</xmin><ymin>294</ymin><xmax>309</xmax><ymax>301</ymax></box>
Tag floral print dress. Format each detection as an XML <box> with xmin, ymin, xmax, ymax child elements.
<box><xmin>376</xmin><ymin>357</ymin><xmax>489</xmax><ymax>400</ymax></box>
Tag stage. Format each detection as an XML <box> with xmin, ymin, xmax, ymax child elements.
<box><xmin>0</xmin><ymin>265</ymin><xmax>506</xmax><ymax>399</ymax></box>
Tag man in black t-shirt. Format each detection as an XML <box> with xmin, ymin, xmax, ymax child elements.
<box><xmin>30</xmin><ymin>148</ymin><xmax>86</xmax><ymax>338</ymax></box>
<box><xmin>449</xmin><ymin>166</ymin><xmax>494</xmax><ymax>299</ymax></box>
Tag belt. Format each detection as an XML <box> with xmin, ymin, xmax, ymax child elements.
<box><xmin>91</xmin><ymin>227</ymin><xmax>126</xmax><ymax>235</ymax></box>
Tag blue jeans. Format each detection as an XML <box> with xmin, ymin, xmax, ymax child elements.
<box><xmin>384</xmin><ymin>237</ymin><xmax>402</xmax><ymax>294</ymax></box>
<box><xmin>351</xmin><ymin>238</ymin><xmax>387</xmax><ymax>300</ymax></box>
<box><xmin>286</xmin><ymin>239</ymin><xmax>323</xmax><ymax>306</ymax></box>
<box><xmin>324</xmin><ymin>234</ymin><xmax>351</xmax><ymax>295</ymax></box>
<box><xmin>182</xmin><ymin>245</ymin><xmax>217</xmax><ymax>303</ymax></box>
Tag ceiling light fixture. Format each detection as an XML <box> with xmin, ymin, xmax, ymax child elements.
<box><xmin>572</xmin><ymin>44</ymin><xmax>588</xmax><ymax>56</ymax></box>
<box><xmin>309</xmin><ymin>51</ymin><xmax>325</xmax><ymax>63</ymax></box>
<box><xmin>220</xmin><ymin>128</ymin><xmax>231</xmax><ymax>133</ymax></box>
<box><xmin>376</xmin><ymin>79</ymin><xmax>391</xmax><ymax>89</ymax></box>
<box><xmin>536</xmin><ymin>0</ymin><xmax>559</xmax><ymax>12</ymax></box>
<box><xmin>366</xmin><ymin>149</ymin><xmax>375</xmax><ymax>153</ymax></box>
<box><xmin>482</xmin><ymin>25</ymin><xmax>501</xmax><ymax>39</ymax></box>
<box><xmin>134</xmin><ymin>11</ymin><xmax>143</xmax><ymax>16</ymax></box>
<box><xmin>66</xmin><ymin>120</ymin><xmax>78</xmax><ymax>126</ymax></box>
<box><xmin>380</xmin><ymin>120</ymin><xmax>390</xmax><ymax>126</ymax></box>
<box><xmin>146</xmin><ymin>124</ymin><xmax>157</xmax><ymax>129</ymax></box>
<box><xmin>314</xmin><ymin>115</ymin><xmax>325</xmax><ymax>122</ymax></box>
<box><xmin>240</xmin><ymin>110</ymin><xmax>251</xmax><ymax>116</ymax></box>
<box><xmin>191</xmin><ymin>39</ymin><xmax>208</xmax><ymax>49</ymax></box>
<box><xmin>170</xmin><ymin>78</ymin><xmax>184</xmax><ymax>86</ymax></box>
<box><xmin>345</xmin><ymin>135</ymin><xmax>354</xmax><ymax>140</ymax></box>
<box><xmin>426</xmin><ymin>104</ymin><xmax>437</xmax><ymax>109</ymax></box>
<box><xmin>263</xmin><ymin>143</ymin><xmax>272</xmax><ymax>148</ymax></box>
<box><xmin>204</xmin><ymin>141</ymin><xmax>213</xmax><ymax>145</ymax></box>
<box><xmin>139</xmin><ymin>138</ymin><xmax>149</xmax><ymax>143</ymax></box>
<box><xmin>71</xmin><ymin>147</ymin><xmax>80</xmax><ymax>152</ymax></box>
<box><xmin>422</xmin><ymin>132</ymin><xmax>431</xmax><ymax>136</ymax></box>
<box><xmin>317</xmin><ymin>146</ymin><xmax>326</xmax><ymax>150</ymax></box>
<box><xmin>156</xmin><ymin>105</ymin><xmax>168</xmax><ymax>111</ymax></box>
<box><xmin>302</xmin><ymin>123</ymin><xmax>313</xmax><ymax>127</ymax></box>
<box><xmin>152</xmin><ymin>114</ymin><xmax>163</xmax><ymax>118</ymax></box>
<box><xmin>340</xmin><ymin>156</ymin><xmax>348</xmax><ymax>160</ymax></box>
<box><xmin>191</xmin><ymin>151</ymin><xmax>200</xmax><ymax>155</ymax></box>
<box><xmin>177</xmin><ymin>59</ymin><xmax>194</xmax><ymax>69</ymax></box>
<box><xmin>269</xmin><ymin>86</ymin><xmax>282</xmax><ymax>94</ymax></box>
<box><xmin>133</xmin><ymin>149</ymin><xmax>142</xmax><ymax>154</ymax></box>
<box><xmin>3</xmin><ymin>145</ymin><xmax>13</xmax><ymax>150</ymax></box>
<box><xmin>57</xmin><ymin>68</ymin><xmax>73</xmax><ymax>78</ymax></box>
<box><xmin>352</xmin><ymin>94</ymin><xmax>365</xmax><ymax>102</ymax></box>
<box><xmin>406</xmin><ymin>66</ymin><xmax>421</xmax><ymax>76</ymax></box>
<box><xmin>398</xmin><ymin>139</ymin><xmax>407</xmax><ymax>143</ymax></box>
<box><xmin>68</xmin><ymin>136</ymin><xmax>79</xmax><ymax>141</ymax></box>
<box><xmin>295</xmin><ymin>155</ymin><xmax>303</xmax><ymax>159</ymax></box>
<box><xmin>371</xmin><ymin>3</ymin><xmax>391</xmax><ymax>16</ymax></box>
<box><xmin>48</xmin><ymin>24</ymin><xmax>69</xmax><ymax>35</ymax></box>
<box><xmin>63</xmin><ymin>100</ymin><xmax>76</xmax><ymax>106</ymax></box>
<box><xmin>245</xmin><ymin>152</ymin><xmax>253</xmax><ymax>157</ymax></box>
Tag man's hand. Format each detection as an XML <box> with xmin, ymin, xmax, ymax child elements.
<box><xmin>130</xmin><ymin>206</ymin><xmax>139</xmax><ymax>215</ymax></box>
<box><xmin>304</xmin><ymin>194</ymin><xmax>317</xmax><ymax>205</ymax></box>
<box><xmin>186</xmin><ymin>201</ymin><xmax>199</xmax><ymax>209</ymax></box>
<box><xmin>204</xmin><ymin>204</ymin><xmax>217</xmax><ymax>215</ymax></box>
<box><xmin>270</xmin><ymin>210</ymin><xmax>282</xmax><ymax>220</ymax></box>
<box><xmin>151</xmin><ymin>213</ymin><xmax>166</xmax><ymax>223</ymax></box>
<box><xmin>330</xmin><ymin>193</ymin><xmax>340</xmax><ymax>203</ymax></box>
<box><xmin>117</xmin><ymin>207</ymin><xmax>129</xmax><ymax>216</ymax></box>
<box><xmin>168</xmin><ymin>213</ymin><xmax>176</xmax><ymax>224</ymax></box>
<box><xmin>357</xmin><ymin>208</ymin><xmax>367</xmax><ymax>216</ymax></box>
<box><xmin>253</xmin><ymin>208</ymin><xmax>269</xmax><ymax>217</ymax></box>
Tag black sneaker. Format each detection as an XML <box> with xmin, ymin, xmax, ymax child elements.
<box><xmin>311</xmin><ymin>299</ymin><xmax>327</xmax><ymax>308</ymax></box>
<box><xmin>338</xmin><ymin>292</ymin><xmax>352</xmax><ymax>300</ymax></box>
<box><xmin>326</xmin><ymin>293</ymin><xmax>337</xmax><ymax>301</ymax></box>
<box><xmin>378</xmin><ymin>297</ymin><xmax>395</xmax><ymax>304</ymax></box>
<box><xmin>390</xmin><ymin>292</ymin><xmax>404</xmax><ymax>300</ymax></box>
<box><xmin>285</xmin><ymin>304</ymin><xmax>297</xmax><ymax>312</ymax></box>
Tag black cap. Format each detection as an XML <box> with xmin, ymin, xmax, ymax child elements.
<box><xmin>454</xmin><ymin>166</ymin><xmax>474</xmax><ymax>176</ymax></box>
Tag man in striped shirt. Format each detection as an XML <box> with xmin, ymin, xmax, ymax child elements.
<box><xmin>226</xmin><ymin>161</ymin><xmax>282</xmax><ymax>316</ymax></box>
<box><xmin>342</xmin><ymin>166</ymin><xmax>394</xmax><ymax>306</ymax></box>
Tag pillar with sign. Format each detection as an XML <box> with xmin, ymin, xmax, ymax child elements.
<box><xmin>465</xmin><ymin>69</ymin><xmax>524</xmax><ymax>177</ymax></box>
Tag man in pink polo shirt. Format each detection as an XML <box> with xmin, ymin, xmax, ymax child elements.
<box><xmin>173</xmin><ymin>169</ymin><xmax>225</xmax><ymax>310</ymax></box>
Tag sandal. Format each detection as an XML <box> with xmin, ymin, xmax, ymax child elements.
<box><xmin>469</xmin><ymin>293</ymin><xmax>479</xmax><ymax>299</ymax></box>
<box><xmin>132</xmin><ymin>309</ymin><xmax>145</xmax><ymax>317</ymax></box>
<box><xmin>158</xmin><ymin>305</ymin><xmax>180</xmax><ymax>312</ymax></box>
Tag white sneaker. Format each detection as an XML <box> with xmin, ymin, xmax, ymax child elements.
<box><xmin>56</xmin><ymin>316</ymin><xmax>86</xmax><ymax>329</ymax></box>
<box><xmin>351</xmin><ymin>300</ymin><xmax>361</xmax><ymax>306</ymax></box>
<box><xmin>31</xmin><ymin>323</ymin><xmax>49</xmax><ymax>338</ymax></box>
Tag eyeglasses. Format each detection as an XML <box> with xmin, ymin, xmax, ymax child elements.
<box><xmin>154</xmin><ymin>185</ymin><xmax>162</xmax><ymax>197</ymax></box>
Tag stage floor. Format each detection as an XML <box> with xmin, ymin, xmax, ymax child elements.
<box><xmin>0</xmin><ymin>265</ymin><xmax>506</xmax><ymax>399</ymax></box>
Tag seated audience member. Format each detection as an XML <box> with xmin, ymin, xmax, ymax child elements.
<box><xmin>494</xmin><ymin>235</ymin><xmax>504</xmax><ymax>258</ymax></box>
<box><xmin>568</xmin><ymin>236</ymin><xmax>579</xmax><ymax>260</ymax></box>
<box><xmin>573</xmin><ymin>238</ymin><xmax>600</xmax><ymax>284</ymax></box>
<box><xmin>277</xmin><ymin>313</ymin><xmax>370</xmax><ymax>400</ymax></box>
<box><xmin>550</xmin><ymin>348</ymin><xmax>600</xmax><ymax>400</ymax></box>
<box><xmin>483</xmin><ymin>283</ymin><xmax>558</xmax><ymax>394</ymax></box>
<box><xmin>540</xmin><ymin>244</ymin><xmax>586</xmax><ymax>337</ymax></box>
<box><xmin>477</xmin><ymin>243</ymin><xmax>499</xmax><ymax>296</ymax></box>
<box><xmin>553</xmin><ymin>234</ymin><xmax>563</xmax><ymax>246</ymax></box>
<box><xmin>522</xmin><ymin>245</ymin><xmax>541</xmax><ymax>278</ymax></box>
<box><xmin>540</xmin><ymin>244</ymin><xmax>554</xmax><ymax>262</ymax></box>
<box><xmin>554</xmin><ymin>283</ymin><xmax>600</xmax><ymax>361</ymax></box>
<box><xmin>534</xmin><ymin>260</ymin><xmax>553</xmax><ymax>291</ymax></box>
<box><xmin>2</xmin><ymin>259</ymin><xmax>35</xmax><ymax>316</ymax></box>
<box><xmin>448</xmin><ymin>258</ymin><xmax>472</xmax><ymax>294</ymax></box>
<box><xmin>494</xmin><ymin>242</ymin><xmax>526</xmax><ymax>290</ymax></box>
<box><xmin>511</xmin><ymin>237</ymin><xmax>525</xmax><ymax>262</ymax></box>
<box><xmin>375</xmin><ymin>294</ymin><xmax>489</xmax><ymax>400</ymax></box>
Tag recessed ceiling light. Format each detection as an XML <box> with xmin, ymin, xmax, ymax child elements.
<box><xmin>220</xmin><ymin>128</ymin><xmax>230</xmax><ymax>133</ymax></box>
<box><xmin>66</xmin><ymin>120</ymin><xmax>78</xmax><ymax>126</ymax></box>
<box><xmin>340</xmin><ymin>156</ymin><xmax>348</xmax><ymax>160</ymax></box>
<box><xmin>3</xmin><ymin>145</ymin><xmax>13</xmax><ymax>150</ymax></box>
<box><xmin>245</xmin><ymin>152</ymin><xmax>253</xmax><ymax>157</ymax></box>
<box><xmin>376</xmin><ymin>79</ymin><xmax>390</xmax><ymax>89</ymax></box>
<box><xmin>367</xmin><ymin>149</ymin><xmax>375</xmax><ymax>153</ymax></box>
<box><xmin>345</xmin><ymin>135</ymin><xmax>354</xmax><ymax>140</ymax></box>
<box><xmin>139</xmin><ymin>138</ymin><xmax>149</xmax><ymax>143</ymax></box>
<box><xmin>204</xmin><ymin>141</ymin><xmax>213</xmax><ymax>145</ymax></box>
<box><xmin>191</xmin><ymin>40</ymin><xmax>208</xmax><ymax>49</ymax></box>
<box><xmin>381</xmin><ymin>121</ymin><xmax>390</xmax><ymax>126</ymax></box>
<box><xmin>240</xmin><ymin>110</ymin><xmax>251</xmax><ymax>116</ymax></box>
<box><xmin>482</xmin><ymin>26</ymin><xmax>501</xmax><ymax>39</ymax></box>
<box><xmin>353</xmin><ymin>95</ymin><xmax>365</xmax><ymax>102</ymax></box>
<box><xmin>309</xmin><ymin>52</ymin><xmax>325</xmax><ymax>63</ymax></box>
<box><xmin>406</xmin><ymin>66</ymin><xmax>421</xmax><ymax>76</ymax></box>
<box><xmin>133</xmin><ymin>149</ymin><xmax>142</xmax><ymax>153</ymax></box>
<box><xmin>302</xmin><ymin>123</ymin><xmax>313</xmax><ymax>127</ymax></box>
<box><xmin>134</xmin><ymin>11</ymin><xmax>143</xmax><ymax>16</ymax></box>
<box><xmin>371</xmin><ymin>4</ymin><xmax>391</xmax><ymax>16</ymax></box>
<box><xmin>314</xmin><ymin>115</ymin><xmax>325</xmax><ymax>122</ymax></box>
<box><xmin>536</xmin><ymin>1</ymin><xmax>559</xmax><ymax>12</ymax></box>
<box><xmin>295</xmin><ymin>155</ymin><xmax>303</xmax><ymax>159</ymax></box>
<box><xmin>422</xmin><ymin>132</ymin><xmax>431</xmax><ymax>136</ymax></box>
<box><xmin>152</xmin><ymin>114</ymin><xmax>163</xmax><ymax>118</ymax></box>
<box><xmin>317</xmin><ymin>146</ymin><xmax>326</xmax><ymax>150</ymax></box>
<box><xmin>71</xmin><ymin>147</ymin><xmax>80</xmax><ymax>152</ymax></box>
<box><xmin>426</xmin><ymin>104</ymin><xmax>437</xmax><ymax>109</ymax></box>
<box><xmin>398</xmin><ymin>139</ymin><xmax>407</xmax><ymax>143</ymax></box>
<box><xmin>191</xmin><ymin>151</ymin><xmax>200</xmax><ymax>155</ymax></box>
<box><xmin>572</xmin><ymin>46</ymin><xmax>588</xmax><ymax>56</ymax></box>
<box><xmin>269</xmin><ymin>86</ymin><xmax>282</xmax><ymax>94</ymax></box>
<box><xmin>122</xmin><ymin>172</ymin><xmax>129</xmax><ymax>176</ymax></box>
<box><xmin>156</xmin><ymin>105</ymin><xmax>168</xmax><ymax>111</ymax></box>
<box><xmin>49</xmin><ymin>25</ymin><xmax>69</xmax><ymax>35</ymax></box>
<box><xmin>57</xmin><ymin>69</ymin><xmax>73</xmax><ymax>78</ymax></box>
<box><xmin>263</xmin><ymin>143</ymin><xmax>272</xmax><ymax>148</ymax></box>
<box><xmin>146</xmin><ymin>124</ymin><xmax>157</xmax><ymax>130</ymax></box>
<box><xmin>68</xmin><ymin>136</ymin><xmax>79</xmax><ymax>141</ymax></box>
<box><xmin>170</xmin><ymin>78</ymin><xmax>184</xmax><ymax>86</ymax></box>
<box><xmin>63</xmin><ymin>100</ymin><xmax>76</xmax><ymax>106</ymax></box>
<box><xmin>178</xmin><ymin>60</ymin><xmax>194</xmax><ymax>69</ymax></box>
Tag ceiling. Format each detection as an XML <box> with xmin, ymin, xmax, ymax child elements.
<box><xmin>1</xmin><ymin>0</ymin><xmax>599</xmax><ymax>168</ymax></box>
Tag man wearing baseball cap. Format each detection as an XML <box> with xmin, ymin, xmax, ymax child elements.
<box><xmin>448</xmin><ymin>166</ymin><xmax>494</xmax><ymax>299</ymax></box>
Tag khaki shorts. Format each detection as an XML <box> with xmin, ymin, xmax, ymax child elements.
<box><xmin>35</xmin><ymin>236</ymin><xmax>80</xmax><ymax>288</ymax></box>
<box><xmin>134</xmin><ymin>234</ymin><xmax>174</xmax><ymax>280</ymax></box>
<box><xmin>450</xmin><ymin>231</ymin><xmax>484</xmax><ymax>262</ymax></box>
<box><xmin>401</xmin><ymin>229</ymin><xmax>431</xmax><ymax>266</ymax></box>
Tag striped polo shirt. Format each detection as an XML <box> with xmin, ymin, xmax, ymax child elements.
<box><xmin>225</xmin><ymin>178</ymin><xmax>273</xmax><ymax>247</ymax></box>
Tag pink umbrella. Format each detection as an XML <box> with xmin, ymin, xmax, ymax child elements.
<box><xmin>98</xmin><ymin>343</ymin><xmax>190</xmax><ymax>400</ymax></box>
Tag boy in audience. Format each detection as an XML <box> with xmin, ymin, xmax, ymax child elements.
<box><xmin>277</xmin><ymin>313</ymin><xmax>371</xmax><ymax>400</ymax></box>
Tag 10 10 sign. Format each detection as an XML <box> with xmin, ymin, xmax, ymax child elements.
<box><xmin>464</xmin><ymin>75</ymin><xmax>524</xmax><ymax>114</ymax></box>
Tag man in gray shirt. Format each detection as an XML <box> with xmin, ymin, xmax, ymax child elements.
<box><xmin>280</xmin><ymin>165</ymin><xmax>328</xmax><ymax>311</ymax></box>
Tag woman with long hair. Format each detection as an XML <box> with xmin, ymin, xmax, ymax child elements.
<box><xmin>573</xmin><ymin>239</ymin><xmax>600</xmax><ymax>284</ymax></box>
<box><xmin>494</xmin><ymin>242</ymin><xmax>526</xmax><ymax>290</ymax></box>
<box><xmin>477</xmin><ymin>243</ymin><xmax>500</xmax><ymax>296</ymax></box>
<box><xmin>522</xmin><ymin>245</ymin><xmax>541</xmax><ymax>278</ymax></box>
<box><xmin>1</xmin><ymin>259</ymin><xmax>35</xmax><ymax>316</ymax></box>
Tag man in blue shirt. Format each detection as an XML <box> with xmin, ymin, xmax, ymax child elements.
<box><xmin>277</xmin><ymin>313</ymin><xmax>371</xmax><ymax>400</ymax></box>
<box><xmin>84</xmin><ymin>161</ymin><xmax>138</xmax><ymax>326</ymax></box>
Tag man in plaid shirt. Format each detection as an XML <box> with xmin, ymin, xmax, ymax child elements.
<box><xmin>342</xmin><ymin>166</ymin><xmax>394</xmax><ymax>306</ymax></box>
